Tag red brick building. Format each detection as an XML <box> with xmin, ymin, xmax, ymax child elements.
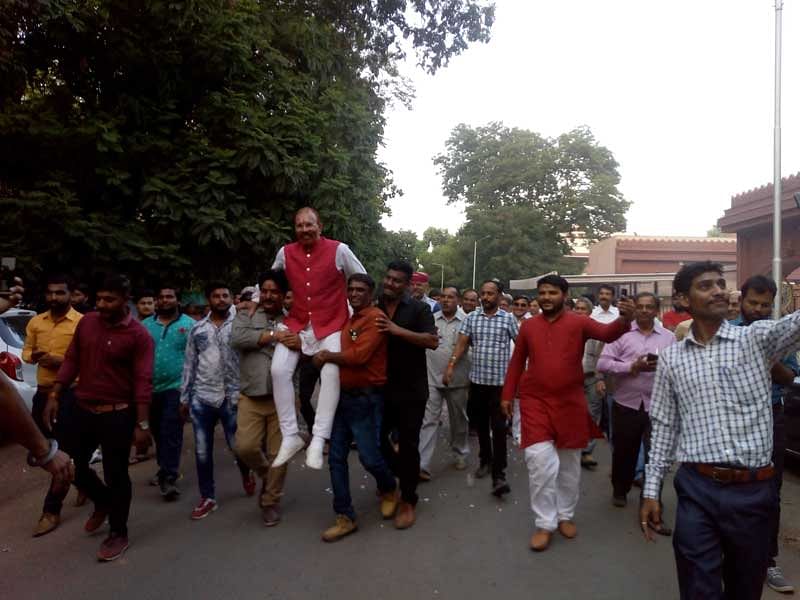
<box><xmin>718</xmin><ymin>173</ymin><xmax>800</xmax><ymax>284</ymax></box>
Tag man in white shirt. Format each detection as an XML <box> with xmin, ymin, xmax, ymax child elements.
<box><xmin>591</xmin><ymin>285</ymin><xmax>619</xmax><ymax>324</ymax></box>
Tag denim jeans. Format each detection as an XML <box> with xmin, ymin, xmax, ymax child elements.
<box><xmin>329</xmin><ymin>388</ymin><xmax>396</xmax><ymax>520</ymax></box>
<box><xmin>190</xmin><ymin>399</ymin><xmax>249</xmax><ymax>500</ymax></box>
<box><xmin>150</xmin><ymin>389</ymin><xmax>183</xmax><ymax>483</ymax></box>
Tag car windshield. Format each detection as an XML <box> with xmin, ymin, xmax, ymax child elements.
<box><xmin>0</xmin><ymin>314</ymin><xmax>31</xmax><ymax>348</ymax></box>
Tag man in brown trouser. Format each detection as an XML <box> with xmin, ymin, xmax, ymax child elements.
<box><xmin>231</xmin><ymin>269</ymin><xmax>300</xmax><ymax>526</ymax></box>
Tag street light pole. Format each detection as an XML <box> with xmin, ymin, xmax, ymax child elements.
<box><xmin>432</xmin><ymin>263</ymin><xmax>445</xmax><ymax>290</ymax></box>
<box><xmin>772</xmin><ymin>0</ymin><xmax>783</xmax><ymax>318</ymax></box>
<box><xmin>472</xmin><ymin>235</ymin><xmax>490</xmax><ymax>290</ymax></box>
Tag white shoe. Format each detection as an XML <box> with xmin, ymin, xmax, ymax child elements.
<box><xmin>305</xmin><ymin>436</ymin><xmax>326</xmax><ymax>470</ymax></box>
<box><xmin>272</xmin><ymin>434</ymin><xmax>305</xmax><ymax>468</ymax></box>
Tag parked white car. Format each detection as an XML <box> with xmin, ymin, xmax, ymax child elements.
<box><xmin>0</xmin><ymin>308</ymin><xmax>37</xmax><ymax>411</ymax></box>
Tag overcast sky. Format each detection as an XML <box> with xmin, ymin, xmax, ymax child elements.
<box><xmin>378</xmin><ymin>0</ymin><xmax>799</xmax><ymax>239</ymax></box>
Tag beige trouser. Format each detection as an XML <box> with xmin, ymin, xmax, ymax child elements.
<box><xmin>235</xmin><ymin>393</ymin><xmax>288</xmax><ymax>508</ymax></box>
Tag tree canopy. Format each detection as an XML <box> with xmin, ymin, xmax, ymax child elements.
<box><xmin>0</xmin><ymin>0</ymin><xmax>494</xmax><ymax>289</ymax></box>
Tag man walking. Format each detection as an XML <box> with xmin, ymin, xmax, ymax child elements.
<box><xmin>461</xmin><ymin>289</ymin><xmax>479</xmax><ymax>314</ymax></box>
<box><xmin>418</xmin><ymin>286</ymin><xmax>470</xmax><ymax>481</ymax></box>
<box><xmin>313</xmin><ymin>273</ymin><xmax>399</xmax><ymax>541</ymax></box>
<box><xmin>597</xmin><ymin>292</ymin><xmax>675</xmax><ymax>520</ymax></box>
<box><xmin>592</xmin><ymin>284</ymin><xmax>619</xmax><ymax>323</ymax></box>
<box><xmin>269</xmin><ymin>207</ymin><xmax>366</xmax><ymax>470</ymax></box>
<box><xmin>180</xmin><ymin>283</ymin><xmax>255</xmax><ymax>520</ymax></box>
<box><xmin>502</xmin><ymin>275</ymin><xmax>634</xmax><ymax>552</ymax></box>
<box><xmin>44</xmin><ymin>274</ymin><xmax>153</xmax><ymax>561</ymax></box>
<box><xmin>231</xmin><ymin>270</ymin><xmax>298</xmax><ymax>527</ymax></box>
<box><xmin>377</xmin><ymin>260</ymin><xmax>438</xmax><ymax>529</ymax></box>
<box><xmin>143</xmin><ymin>286</ymin><xmax>195</xmax><ymax>500</ymax></box>
<box><xmin>573</xmin><ymin>297</ymin><xmax>605</xmax><ymax>469</ymax></box>
<box><xmin>731</xmin><ymin>275</ymin><xmax>797</xmax><ymax>594</ymax></box>
<box><xmin>446</xmin><ymin>280</ymin><xmax>518</xmax><ymax>497</ymax></box>
<box><xmin>23</xmin><ymin>274</ymin><xmax>83</xmax><ymax>536</ymax></box>
<box><xmin>410</xmin><ymin>272</ymin><xmax>441</xmax><ymax>314</ymax></box>
<box><xmin>641</xmin><ymin>262</ymin><xmax>800</xmax><ymax>599</ymax></box>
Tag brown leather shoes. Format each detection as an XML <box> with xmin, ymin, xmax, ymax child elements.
<box><xmin>262</xmin><ymin>504</ymin><xmax>281</xmax><ymax>527</ymax></box>
<box><xmin>380</xmin><ymin>489</ymin><xmax>400</xmax><ymax>519</ymax></box>
<box><xmin>394</xmin><ymin>501</ymin><xmax>416</xmax><ymax>530</ymax></box>
<box><xmin>33</xmin><ymin>513</ymin><xmax>60</xmax><ymax>537</ymax></box>
<box><xmin>530</xmin><ymin>529</ymin><xmax>552</xmax><ymax>552</ymax></box>
<box><xmin>321</xmin><ymin>515</ymin><xmax>357</xmax><ymax>542</ymax></box>
<box><xmin>84</xmin><ymin>509</ymin><xmax>108</xmax><ymax>534</ymax></box>
<box><xmin>558</xmin><ymin>520</ymin><xmax>577</xmax><ymax>539</ymax></box>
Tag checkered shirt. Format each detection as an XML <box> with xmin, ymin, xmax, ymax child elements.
<box><xmin>644</xmin><ymin>311</ymin><xmax>800</xmax><ymax>499</ymax></box>
<box><xmin>459</xmin><ymin>308</ymin><xmax>519</xmax><ymax>386</ymax></box>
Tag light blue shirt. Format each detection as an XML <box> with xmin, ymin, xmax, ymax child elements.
<box><xmin>180</xmin><ymin>308</ymin><xmax>239</xmax><ymax>408</ymax></box>
<box><xmin>459</xmin><ymin>308</ymin><xmax>519</xmax><ymax>386</ymax></box>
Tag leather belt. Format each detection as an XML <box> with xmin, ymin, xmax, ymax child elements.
<box><xmin>341</xmin><ymin>385</ymin><xmax>383</xmax><ymax>397</ymax></box>
<box><xmin>584</xmin><ymin>371</ymin><xmax>596</xmax><ymax>379</ymax></box>
<box><xmin>690</xmin><ymin>463</ymin><xmax>775</xmax><ymax>484</ymax></box>
<box><xmin>77</xmin><ymin>399</ymin><xmax>130</xmax><ymax>414</ymax></box>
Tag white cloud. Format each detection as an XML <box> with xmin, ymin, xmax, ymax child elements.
<box><xmin>379</xmin><ymin>0</ymin><xmax>799</xmax><ymax>238</ymax></box>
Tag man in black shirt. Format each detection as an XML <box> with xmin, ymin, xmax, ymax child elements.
<box><xmin>376</xmin><ymin>260</ymin><xmax>438</xmax><ymax>529</ymax></box>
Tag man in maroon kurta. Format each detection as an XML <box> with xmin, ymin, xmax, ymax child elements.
<box><xmin>502</xmin><ymin>275</ymin><xmax>634</xmax><ymax>552</ymax></box>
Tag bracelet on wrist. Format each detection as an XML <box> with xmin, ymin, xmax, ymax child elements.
<box><xmin>27</xmin><ymin>438</ymin><xmax>58</xmax><ymax>467</ymax></box>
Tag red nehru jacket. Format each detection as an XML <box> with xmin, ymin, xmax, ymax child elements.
<box><xmin>283</xmin><ymin>237</ymin><xmax>349</xmax><ymax>339</ymax></box>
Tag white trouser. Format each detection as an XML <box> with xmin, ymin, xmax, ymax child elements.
<box><xmin>418</xmin><ymin>385</ymin><xmax>470</xmax><ymax>472</ymax></box>
<box><xmin>270</xmin><ymin>327</ymin><xmax>341</xmax><ymax>440</ymax></box>
<box><xmin>524</xmin><ymin>441</ymin><xmax>581</xmax><ymax>531</ymax></box>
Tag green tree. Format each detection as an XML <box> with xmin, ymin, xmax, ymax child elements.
<box><xmin>434</xmin><ymin>122</ymin><xmax>629</xmax><ymax>244</ymax></box>
<box><xmin>0</xmin><ymin>0</ymin><xmax>494</xmax><ymax>288</ymax></box>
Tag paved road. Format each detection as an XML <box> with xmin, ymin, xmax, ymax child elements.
<box><xmin>1</xmin><ymin>428</ymin><xmax>798</xmax><ymax>600</ymax></box>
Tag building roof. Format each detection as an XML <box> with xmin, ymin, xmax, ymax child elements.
<box><xmin>718</xmin><ymin>172</ymin><xmax>800</xmax><ymax>233</ymax></box>
<box><xmin>601</xmin><ymin>234</ymin><xmax>736</xmax><ymax>245</ymax></box>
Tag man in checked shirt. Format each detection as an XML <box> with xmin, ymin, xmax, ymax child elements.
<box><xmin>641</xmin><ymin>261</ymin><xmax>800</xmax><ymax>600</ymax></box>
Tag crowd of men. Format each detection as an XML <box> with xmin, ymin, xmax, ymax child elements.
<box><xmin>0</xmin><ymin>206</ymin><xmax>798</xmax><ymax>600</ymax></box>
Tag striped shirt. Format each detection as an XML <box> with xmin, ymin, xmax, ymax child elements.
<box><xmin>459</xmin><ymin>308</ymin><xmax>519</xmax><ymax>386</ymax></box>
<box><xmin>644</xmin><ymin>311</ymin><xmax>800</xmax><ymax>499</ymax></box>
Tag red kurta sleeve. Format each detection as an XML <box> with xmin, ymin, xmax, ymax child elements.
<box><xmin>502</xmin><ymin>319</ymin><xmax>532</xmax><ymax>402</ymax></box>
<box><xmin>582</xmin><ymin>315</ymin><xmax>631</xmax><ymax>344</ymax></box>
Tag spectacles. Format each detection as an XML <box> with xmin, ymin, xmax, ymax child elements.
<box><xmin>512</xmin><ymin>302</ymin><xmax>528</xmax><ymax>307</ymax></box>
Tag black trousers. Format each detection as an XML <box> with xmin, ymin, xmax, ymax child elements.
<box><xmin>769</xmin><ymin>403</ymin><xmax>785</xmax><ymax>563</ymax></box>
<box><xmin>62</xmin><ymin>404</ymin><xmax>136</xmax><ymax>536</ymax></box>
<box><xmin>32</xmin><ymin>388</ymin><xmax>76</xmax><ymax>515</ymax></box>
<box><xmin>380</xmin><ymin>386</ymin><xmax>427</xmax><ymax>506</ymax></box>
<box><xmin>469</xmin><ymin>383</ymin><xmax>507</xmax><ymax>480</ymax></box>
<box><xmin>297</xmin><ymin>356</ymin><xmax>319</xmax><ymax>432</ymax></box>
<box><xmin>611</xmin><ymin>401</ymin><xmax>658</xmax><ymax>500</ymax></box>
<box><xmin>673</xmin><ymin>465</ymin><xmax>774</xmax><ymax>600</ymax></box>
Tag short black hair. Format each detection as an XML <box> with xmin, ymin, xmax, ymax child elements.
<box><xmin>740</xmin><ymin>275</ymin><xmax>777</xmax><ymax>300</ymax></box>
<box><xmin>258</xmin><ymin>269</ymin><xmax>290</xmax><ymax>294</ymax></box>
<box><xmin>348</xmin><ymin>272</ymin><xmax>375</xmax><ymax>291</ymax></box>
<box><xmin>75</xmin><ymin>282</ymin><xmax>90</xmax><ymax>295</ymax></box>
<box><xmin>442</xmin><ymin>285</ymin><xmax>461</xmax><ymax>297</ymax></box>
<box><xmin>598</xmin><ymin>284</ymin><xmax>616</xmax><ymax>296</ymax></box>
<box><xmin>204</xmin><ymin>281</ymin><xmax>230</xmax><ymax>299</ymax></box>
<box><xmin>45</xmin><ymin>273</ymin><xmax>73</xmax><ymax>290</ymax></box>
<box><xmin>565</xmin><ymin>297</ymin><xmax>575</xmax><ymax>309</ymax></box>
<box><xmin>635</xmin><ymin>291</ymin><xmax>660</xmax><ymax>309</ymax></box>
<box><xmin>430</xmin><ymin>288</ymin><xmax>441</xmax><ymax>297</ymax></box>
<box><xmin>462</xmin><ymin>288</ymin><xmax>478</xmax><ymax>298</ymax></box>
<box><xmin>386</xmin><ymin>260</ymin><xmax>413</xmax><ymax>282</ymax></box>
<box><xmin>134</xmin><ymin>288</ymin><xmax>155</xmax><ymax>303</ymax></box>
<box><xmin>512</xmin><ymin>294</ymin><xmax>530</xmax><ymax>303</ymax></box>
<box><xmin>97</xmin><ymin>274</ymin><xmax>131</xmax><ymax>297</ymax></box>
<box><xmin>673</xmin><ymin>261</ymin><xmax>725</xmax><ymax>296</ymax></box>
<box><xmin>537</xmin><ymin>274</ymin><xmax>569</xmax><ymax>294</ymax></box>
<box><xmin>480</xmin><ymin>279</ymin><xmax>501</xmax><ymax>292</ymax></box>
<box><xmin>157</xmin><ymin>284</ymin><xmax>182</xmax><ymax>298</ymax></box>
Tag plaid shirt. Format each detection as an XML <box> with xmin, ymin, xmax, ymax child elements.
<box><xmin>459</xmin><ymin>308</ymin><xmax>519</xmax><ymax>386</ymax></box>
<box><xmin>644</xmin><ymin>311</ymin><xmax>800</xmax><ymax>499</ymax></box>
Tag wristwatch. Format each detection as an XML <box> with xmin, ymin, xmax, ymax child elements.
<box><xmin>137</xmin><ymin>420</ymin><xmax>150</xmax><ymax>431</ymax></box>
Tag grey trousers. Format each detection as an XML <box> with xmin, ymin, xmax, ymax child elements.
<box><xmin>582</xmin><ymin>375</ymin><xmax>603</xmax><ymax>455</ymax></box>
<box><xmin>418</xmin><ymin>385</ymin><xmax>470</xmax><ymax>472</ymax></box>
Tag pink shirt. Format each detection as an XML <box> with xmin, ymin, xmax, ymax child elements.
<box><xmin>596</xmin><ymin>322</ymin><xmax>675</xmax><ymax>412</ymax></box>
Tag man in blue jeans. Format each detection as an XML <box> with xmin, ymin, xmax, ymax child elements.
<box><xmin>143</xmin><ymin>286</ymin><xmax>195</xmax><ymax>500</ymax></box>
<box><xmin>313</xmin><ymin>273</ymin><xmax>398</xmax><ymax>542</ymax></box>
<box><xmin>180</xmin><ymin>283</ymin><xmax>255</xmax><ymax>520</ymax></box>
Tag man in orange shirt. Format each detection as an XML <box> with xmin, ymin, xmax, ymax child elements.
<box><xmin>313</xmin><ymin>273</ymin><xmax>398</xmax><ymax>542</ymax></box>
<box><xmin>22</xmin><ymin>274</ymin><xmax>83</xmax><ymax>537</ymax></box>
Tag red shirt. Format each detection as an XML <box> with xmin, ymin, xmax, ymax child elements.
<box><xmin>57</xmin><ymin>311</ymin><xmax>154</xmax><ymax>405</ymax></box>
<box><xmin>339</xmin><ymin>306</ymin><xmax>387</xmax><ymax>390</ymax></box>
<box><xmin>502</xmin><ymin>310</ymin><xmax>630</xmax><ymax>449</ymax></box>
<box><xmin>661</xmin><ymin>310</ymin><xmax>692</xmax><ymax>331</ymax></box>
